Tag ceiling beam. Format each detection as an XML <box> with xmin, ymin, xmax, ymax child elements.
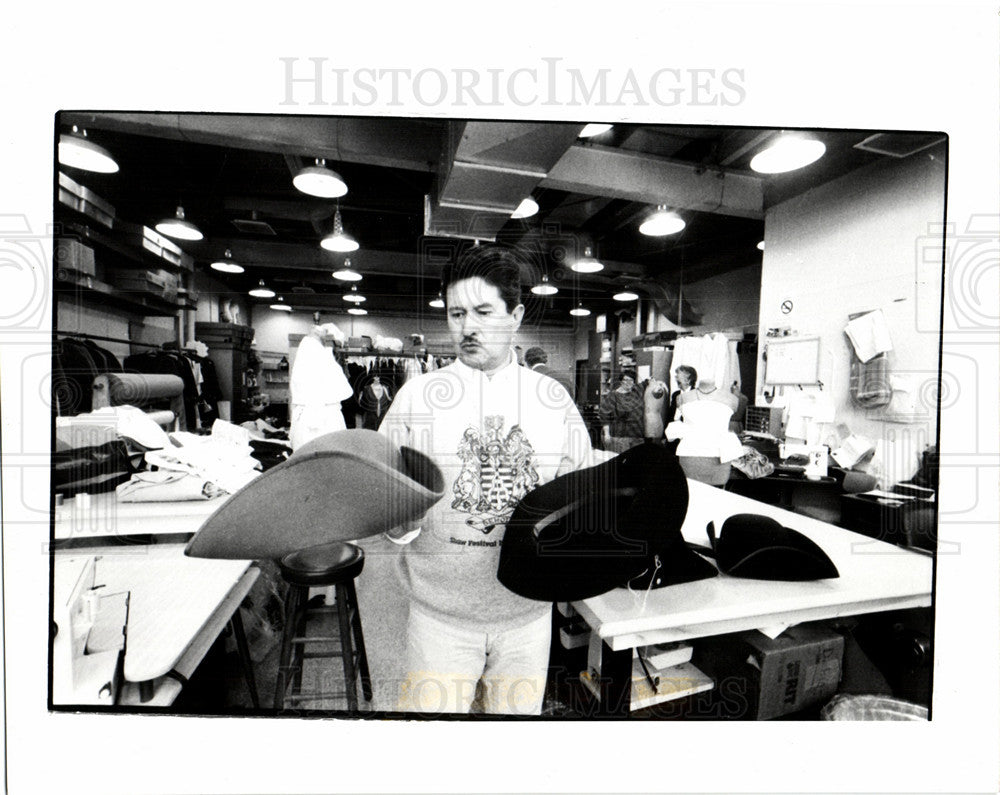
<box><xmin>541</xmin><ymin>144</ymin><xmax>765</xmax><ymax>219</ymax></box>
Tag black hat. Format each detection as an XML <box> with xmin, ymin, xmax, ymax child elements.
<box><xmin>498</xmin><ymin>442</ymin><xmax>717</xmax><ymax>602</ymax></box>
<box><xmin>705</xmin><ymin>513</ymin><xmax>839</xmax><ymax>581</ymax></box>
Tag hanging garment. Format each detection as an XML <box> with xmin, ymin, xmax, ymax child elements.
<box><xmin>289</xmin><ymin>334</ymin><xmax>353</xmax><ymax>448</ymax></box>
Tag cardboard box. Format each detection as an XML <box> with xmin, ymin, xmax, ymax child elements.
<box><xmin>692</xmin><ymin>624</ymin><xmax>844</xmax><ymax>720</ymax></box>
<box><xmin>55</xmin><ymin>237</ymin><xmax>96</xmax><ymax>277</ymax></box>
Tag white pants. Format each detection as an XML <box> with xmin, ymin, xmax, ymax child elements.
<box><xmin>398</xmin><ymin>606</ymin><xmax>551</xmax><ymax>715</ymax></box>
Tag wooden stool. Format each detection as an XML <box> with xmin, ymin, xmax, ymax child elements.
<box><xmin>274</xmin><ymin>542</ymin><xmax>373</xmax><ymax>712</ymax></box>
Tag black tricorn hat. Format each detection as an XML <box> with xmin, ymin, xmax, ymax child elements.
<box><xmin>706</xmin><ymin>513</ymin><xmax>839</xmax><ymax>581</ymax></box>
<box><xmin>498</xmin><ymin>442</ymin><xmax>718</xmax><ymax>602</ymax></box>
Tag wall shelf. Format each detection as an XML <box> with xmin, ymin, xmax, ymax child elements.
<box><xmin>55</xmin><ymin>270</ymin><xmax>181</xmax><ymax>317</ymax></box>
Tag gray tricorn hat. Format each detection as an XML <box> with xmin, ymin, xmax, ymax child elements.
<box><xmin>185</xmin><ymin>429</ymin><xmax>444</xmax><ymax>559</ymax></box>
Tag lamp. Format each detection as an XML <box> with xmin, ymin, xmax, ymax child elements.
<box><xmin>320</xmin><ymin>209</ymin><xmax>359</xmax><ymax>252</ymax></box>
<box><xmin>249</xmin><ymin>280</ymin><xmax>275</xmax><ymax>299</ymax></box>
<box><xmin>511</xmin><ymin>197</ymin><xmax>539</xmax><ymax>219</ymax></box>
<box><xmin>428</xmin><ymin>292</ymin><xmax>445</xmax><ymax>309</ymax></box>
<box><xmin>750</xmin><ymin>135</ymin><xmax>826</xmax><ymax>174</ymax></box>
<box><xmin>347</xmin><ymin>307</ymin><xmax>368</xmax><ymax>316</ymax></box>
<box><xmin>571</xmin><ymin>247</ymin><xmax>604</xmax><ymax>274</ymax></box>
<box><xmin>579</xmin><ymin>123</ymin><xmax>613</xmax><ymax>138</ymax></box>
<box><xmin>332</xmin><ymin>257</ymin><xmax>362</xmax><ymax>282</ymax></box>
<box><xmin>613</xmin><ymin>289</ymin><xmax>639</xmax><ymax>302</ymax></box>
<box><xmin>757</xmin><ymin>240</ymin><xmax>766</xmax><ymax>251</ymax></box>
<box><xmin>293</xmin><ymin>158</ymin><xmax>348</xmax><ymax>198</ymax></box>
<box><xmin>531</xmin><ymin>274</ymin><xmax>558</xmax><ymax>296</ymax></box>
<box><xmin>155</xmin><ymin>206</ymin><xmax>203</xmax><ymax>241</ymax></box>
<box><xmin>211</xmin><ymin>249</ymin><xmax>244</xmax><ymax>274</ymax></box>
<box><xmin>569</xmin><ymin>303</ymin><xmax>591</xmax><ymax>317</ymax></box>
<box><xmin>58</xmin><ymin>126</ymin><xmax>119</xmax><ymax>174</ymax></box>
<box><xmin>269</xmin><ymin>296</ymin><xmax>292</xmax><ymax>312</ymax></box>
<box><xmin>343</xmin><ymin>285</ymin><xmax>366</xmax><ymax>303</ymax></box>
<box><xmin>639</xmin><ymin>206</ymin><xmax>685</xmax><ymax>236</ymax></box>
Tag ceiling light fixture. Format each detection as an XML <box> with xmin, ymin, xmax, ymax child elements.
<box><xmin>343</xmin><ymin>284</ymin><xmax>366</xmax><ymax>303</ymax></box>
<box><xmin>58</xmin><ymin>126</ymin><xmax>119</xmax><ymax>174</ymax></box>
<box><xmin>639</xmin><ymin>205</ymin><xmax>686</xmax><ymax>237</ymax></box>
<box><xmin>293</xmin><ymin>158</ymin><xmax>348</xmax><ymax>198</ymax></box>
<box><xmin>757</xmin><ymin>240</ymin><xmax>766</xmax><ymax>251</ymax></box>
<box><xmin>613</xmin><ymin>289</ymin><xmax>639</xmax><ymax>302</ymax></box>
<box><xmin>571</xmin><ymin>247</ymin><xmax>604</xmax><ymax>274</ymax></box>
<box><xmin>579</xmin><ymin>123</ymin><xmax>613</xmax><ymax>138</ymax></box>
<box><xmin>269</xmin><ymin>296</ymin><xmax>292</xmax><ymax>312</ymax></box>
<box><xmin>249</xmin><ymin>279</ymin><xmax>275</xmax><ymax>299</ymax></box>
<box><xmin>531</xmin><ymin>274</ymin><xmax>558</xmax><ymax>296</ymax></box>
<box><xmin>321</xmin><ymin>209</ymin><xmax>359</xmax><ymax>253</ymax></box>
<box><xmin>347</xmin><ymin>307</ymin><xmax>368</xmax><ymax>316</ymax></box>
<box><xmin>428</xmin><ymin>292</ymin><xmax>445</xmax><ymax>309</ymax></box>
<box><xmin>750</xmin><ymin>135</ymin><xmax>826</xmax><ymax>174</ymax></box>
<box><xmin>511</xmin><ymin>197</ymin><xmax>539</xmax><ymax>219</ymax></box>
<box><xmin>210</xmin><ymin>249</ymin><xmax>244</xmax><ymax>274</ymax></box>
<box><xmin>332</xmin><ymin>257</ymin><xmax>362</xmax><ymax>282</ymax></box>
<box><xmin>155</xmin><ymin>205</ymin><xmax>203</xmax><ymax>241</ymax></box>
<box><xmin>569</xmin><ymin>303</ymin><xmax>591</xmax><ymax>317</ymax></box>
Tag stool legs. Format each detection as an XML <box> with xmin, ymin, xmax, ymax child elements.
<box><xmin>273</xmin><ymin>580</ymin><xmax>372</xmax><ymax>713</ymax></box>
<box><xmin>346</xmin><ymin>580</ymin><xmax>373</xmax><ymax>701</ymax></box>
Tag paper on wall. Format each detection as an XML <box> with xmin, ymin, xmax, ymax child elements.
<box><xmin>844</xmin><ymin>309</ymin><xmax>894</xmax><ymax>363</ymax></box>
<box><xmin>831</xmin><ymin>434</ymin><xmax>876</xmax><ymax>468</ymax></box>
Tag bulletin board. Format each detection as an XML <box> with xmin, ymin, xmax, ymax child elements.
<box><xmin>764</xmin><ymin>336</ymin><xmax>821</xmax><ymax>385</ymax></box>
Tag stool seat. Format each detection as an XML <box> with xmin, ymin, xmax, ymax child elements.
<box><xmin>279</xmin><ymin>542</ymin><xmax>365</xmax><ymax>586</ymax></box>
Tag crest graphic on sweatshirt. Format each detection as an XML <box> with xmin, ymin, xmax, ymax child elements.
<box><xmin>452</xmin><ymin>415</ymin><xmax>539</xmax><ymax>533</ymax></box>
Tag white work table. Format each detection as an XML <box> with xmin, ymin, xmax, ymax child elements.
<box><xmin>52</xmin><ymin>497</ymin><xmax>257</xmax><ymax>708</ymax></box>
<box><xmin>572</xmin><ymin>479</ymin><xmax>934</xmax><ymax>715</ymax></box>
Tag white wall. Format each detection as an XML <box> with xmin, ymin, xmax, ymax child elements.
<box><xmin>757</xmin><ymin>144</ymin><xmax>946</xmax><ymax>482</ymax></box>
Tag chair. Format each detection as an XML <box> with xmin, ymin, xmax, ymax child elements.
<box><xmin>273</xmin><ymin>542</ymin><xmax>373</xmax><ymax>712</ymax></box>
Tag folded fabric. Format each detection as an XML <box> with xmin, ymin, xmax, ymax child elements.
<box><xmin>116</xmin><ymin>470</ymin><xmax>224</xmax><ymax>502</ymax></box>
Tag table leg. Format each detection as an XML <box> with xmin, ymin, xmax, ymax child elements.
<box><xmin>599</xmin><ymin>640</ymin><xmax>632</xmax><ymax>717</ymax></box>
<box><xmin>229</xmin><ymin>609</ymin><xmax>259</xmax><ymax>709</ymax></box>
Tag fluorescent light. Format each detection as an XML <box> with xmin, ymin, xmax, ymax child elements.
<box><xmin>569</xmin><ymin>304</ymin><xmax>591</xmax><ymax>317</ymax></box>
<box><xmin>639</xmin><ymin>207</ymin><xmax>685</xmax><ymax>236</ymax></box>
<box><xmin>269</xmin><ymin>297</ymin><xmax>292</xmax><ymax>312</ymax></box>
<box><xmin>757</xmin><ymin>240</ymin><xmax>765</xmax><ymax>251</ymax></box>
<box><xmin>58</xmin><ymin>127</ymin><xmax>119</xmax><ymax>173</ymax></box>
<box><xmin>613</xmin><ymin>290</ymin><xmax>639</xmax><ymax>302</ymax></box>
<box><xmin>511</xmin><ymin>197</ymin><xmax>539</xmax><ymax>219</ymax></box>
<box><xmin>211</xmin><ymin>249</ymin><xmax>244</xmax><ymax>274</ymax></box>
<box><xmin>531</xmin><ymin>275</ymin><xmax>558</xmax><ymax>296</ymax></box>
<box><xmin>155</xmin><ymin>206</ymin><xmax>203</xmax><ymax>241</ymax></box>
<box><xmin>320</xmin><ymin>208</ymin><xmax>359</xmax><ymax>252</ymax></box>
<box><xmin>347</xmin><ymin>307</ymin><xmax>367</xmax><ymax>316</ymax></box>
<box><xmin>750</xmin><ymin>136</ymin><xmax>826</xmax><ymax>174</ymax></box>
<box><xmin>249</xmin><ymin>280</ymin><xmax>275</xmax><ymax>299</ymax></box>
<box><xmin>332</xmin><ymin>257</ymin><xmax>362</xmax><ymax>281</ymax></box>
<box><xmin>293</xmin><ymin>159</ymin><xmax>348</xmax><ymax>198</ymax></box>
<box><xmin>579</xmin><ymin>123</ymin><xmax>613</xmax><ymax>138</ymax></box>
<box><xmin>571</xmin><ymin>247</ymin><xmax>604</xmax><ymax>274</ymax></box>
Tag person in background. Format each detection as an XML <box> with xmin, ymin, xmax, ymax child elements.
<box><xmin>730</xmin><ymin>380</ymin><xmax>750</xmax><ymax>433</ymax></box>
<box><xmin>359</xmin><ymin>375</ymin><xmax>393</xmax><ymax>430</ymax></box>
<box><xmin>379</xmin><ymin>243</ymin><xmax>594</xmax><ymax>716</ymax></box>
<box><xmin>599</xmin><ymin>370</ymin><xmax>645</xmax><ymax>453</ymax></box>
<box><xmin>523</xmin><ymin>345</ymin><xmax>574</xmax><ymax>399</ymax></box>
<box><xmin>668</xmin><ymin>364</ymin><xmax>698</xmax><ymax>422</ymax></box>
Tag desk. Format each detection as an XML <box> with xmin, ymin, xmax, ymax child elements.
<box><xmin>53</xmin><ymin>499</ymin><xmax>257</xmax><ymax>707</ymax></box>
<box><xmin>572</xmin><ymin>480</ymin><xmax>933</xmax><ymax>717</ymax></box>
<box><xmin>53</xmin><ymin>492</ymin><xmax>230</xmax><ymax>542</ymax></box>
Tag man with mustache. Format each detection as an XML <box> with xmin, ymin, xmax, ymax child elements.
<box><xmin>380</xmin><ymin>243</ymin><xmax>594</xmax><ymax>715</ymax></box>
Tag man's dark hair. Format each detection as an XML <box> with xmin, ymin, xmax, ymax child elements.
<box><xmin>524</xmin><ymin>346</ymin><xmax>547</xmax><ymax>366</ymax></box>
<box><xmin>441</xmin><ymin>243</ymin><xmax>523</xmax><ymax>313</ymax></box>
